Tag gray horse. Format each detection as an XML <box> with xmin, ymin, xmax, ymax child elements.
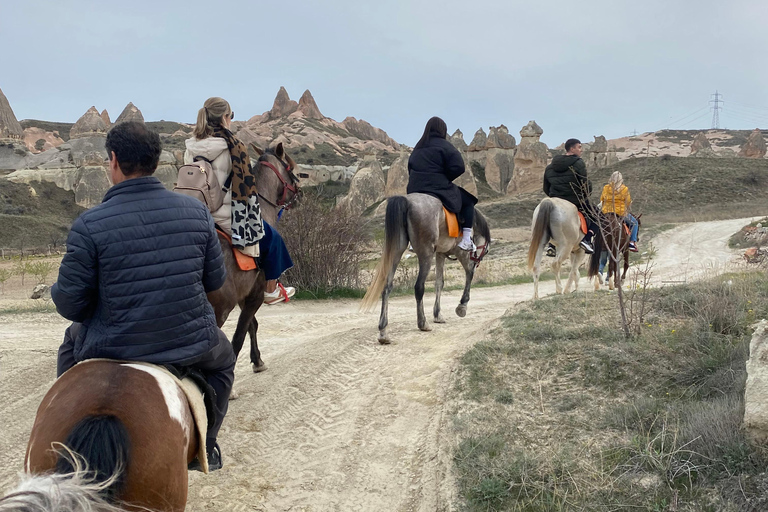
<box><xmin>361</xmin><ymin>194</ymin><xmax>491</xmax><ymax>344</ymax></box>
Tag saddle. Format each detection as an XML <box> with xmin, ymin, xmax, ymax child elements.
<box><xmin>216</xmin><ymin>228</ymin><xmax>258</xmax><ymax>271</ymax></box>
<box><xmin>577</xmin><ymin>212</ymin><xmax>587</xmax><ymax>235</ymax></box>
<box><xmin>443</xmin><ymin>207</ymin><xmax>460</xmax><ymax>238</ymax></box>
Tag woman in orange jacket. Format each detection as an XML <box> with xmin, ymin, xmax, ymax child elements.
<box><xmin>600</xmin><ymin>171</ymin><xmax>639</xmax><ymax>252</ymax></box>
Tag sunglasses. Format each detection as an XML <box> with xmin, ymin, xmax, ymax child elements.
<box><xmin>229</xmin><ymin>111</ymin><xmax>234</xmax><ymax>120</ymax></box>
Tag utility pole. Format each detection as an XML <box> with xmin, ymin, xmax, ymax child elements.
<box><xmin>710</xmin><ymin>91</ymin><xmax>723</xmax><ymax>129</ymax></box>
<box><xmin>630</xmin><ymin>129</ymin><xmax>639</xmax><ymax>136</ymax></box>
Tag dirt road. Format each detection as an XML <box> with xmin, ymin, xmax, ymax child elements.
<box><xmin>0</xmin><ymin>217</ymin><xmax>755</xmax><ymax>511</ymax></box>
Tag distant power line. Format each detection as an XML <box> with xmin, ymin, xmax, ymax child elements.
<box><xmin>710</xmin><ymin>91</ymin><xmax>723</xmax><ymax>129</ymax></box>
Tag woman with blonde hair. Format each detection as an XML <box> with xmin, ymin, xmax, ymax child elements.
<box><xmin>184</xmin><ymin>97</ymin><xmax>294</xmax><ymax>304</ymax></box>
<box><xmin>600</xmin><ymin>171</ymin><xmax>639</xmax><ymax>252</ymax></box>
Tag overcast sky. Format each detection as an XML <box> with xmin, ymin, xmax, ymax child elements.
<box><xmin>2</xmin><ymin>0</ymin><xmax>767</xmax><ymax>147</ymax></box>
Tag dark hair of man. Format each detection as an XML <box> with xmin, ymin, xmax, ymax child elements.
<box><xmin>565</xmin><ymin>138</ymin><xmax>581</xmax><ymax>152</ymax></box>
<box><xmin>414</xmin><ymin>116</ymin><xmax>448</xmax><ymax>150</ymax></box>
<box><xmin>105</xmin><ymin>121</ymin><xmax>162</xmax><ymax>176</ymax></box>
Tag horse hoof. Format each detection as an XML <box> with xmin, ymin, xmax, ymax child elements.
<box><xmin>434</xmin><ymin>316</ymin><xmax>446</xmax><ymax>324</ymax></box>
<box><xmin>229</xmin><ymin>389</ymin><xmax>240</xmax><ymax>400</ymax></box>
<box><xmin>455</xmin><ymin>305</ymin><xmax>467</xmax><ymax>318</ymax></box>
<box><xmin>252</xmin><ymin>362</ymin><xmax>268</xmax><ymax>373</ymax></box>
<box><xmin>419</xmin><ymin>324</ymin><xmax>432</xmax><ymax>332</ymax></box>
<box><xmin>379</xmin><ymin>336</ymin><xmax>391</xmax><ymax>345</ymax></box>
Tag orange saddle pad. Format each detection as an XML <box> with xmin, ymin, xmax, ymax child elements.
<box><xmin>443</xmin><ymin>207</ymin><xmax>460</xmax><ymax>238</ymax></box>
<box><xmin>216</xmin><ymin>229</ymin><xmax>258</xmax><ymax>271</ymax></box>
<box><xmin>577</xmin><ymin>212</ymin><xmax>587</xmax><ymax>235</ymax></box>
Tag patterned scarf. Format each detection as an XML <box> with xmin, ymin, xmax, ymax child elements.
<box><xmin>212</xmin><ymin>126</ymin><xmax>264</xmax><ymax>249</ymax></box>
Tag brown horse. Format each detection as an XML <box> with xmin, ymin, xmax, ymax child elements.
<box><xmin>588</xmin><ymin>213</ymin><xmax>642</xmax><ymax>290</ymax></box>
<box><xmin>16</xmin><ymin>360</ymin><xmax>202</xmax><ymax>512</ymax></box>
<box><xmin>206</xmin><ymin>143</ymin><xmax>300</xmax><ymax>372</ymax></box>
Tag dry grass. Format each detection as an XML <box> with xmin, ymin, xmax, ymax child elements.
<box><xmin>451</xmin><ymin>271</ymin><xmax>768</xmax><ymax>511</ymax></box>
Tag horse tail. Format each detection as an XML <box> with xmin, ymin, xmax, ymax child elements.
<box><xmin>54</xmin><ymin>415</ymin><xmax>131</xmax><ymax>502</ymax></box>
<box><xmin>587</xmin><ymin>226</ymin><xmax>605</xmax><ymax>279</ymax></box>
<box><xmin>527</xmin><ymin>199</ymin><xmax>554</xmax><ymax>271</ymax></box>
<box><xmin>0</xmin><ymin>469</ymin><xmax>126</xmax><ymax>512</ymax></box>
<box><xmin>360</xmin><ymin>196</ymin><xmax>409</xmax><ymax>313</ymax></box>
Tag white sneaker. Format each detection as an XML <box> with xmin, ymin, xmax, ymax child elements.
<box><xmin>457</xmin><ymin>238</ymin><xmax>476</xmax><ymax>251</ymax></box>
<box><xmin>264</xmin><ymin>283</ymin><xmax>295</xmax><ymax>305</ymax></box>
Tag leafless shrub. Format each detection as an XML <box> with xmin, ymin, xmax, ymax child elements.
<box><xmin>279</xmin><ymin>194</ymin><xmax>370</xmax><ymax>293</ymax></box>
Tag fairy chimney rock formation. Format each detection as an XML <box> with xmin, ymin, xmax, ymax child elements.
<box><xmin>70</xmin><ymin>106</ymin><xmax>108</xmax><ymax>139</ymax></box>
<box><xmin>690</xmin><ymin>132</ymin><xmax>711</xmax><ymax>154</ymax></box>
<box><xmin>740</xmin><ymin>129</ymin><xmax>767</xmax><ymax>159</ymax></box>
<box><xmin>450</xmin><ymin>129</ymin><xmax>468</xmax><ymax>151</ymax></box>
<box><xmin>584</xmin><ymin>135</ymin><xmax>618</xmax><ymax>169</ymax></box>
<box><xmin>337</xmin><ymin>154</ymin><xmax>386</xmax><ymax>215</ymax></box>
<box><xmin>100</xmin><ymin>109</ymin><xmax>111</xmax><ymax>127</ymax></box>
<box><xmin>341</xmin><ymin>117</ymin><xmax>398</xmax><ymax>148</ymax></box>
<box><xmin>510</xmin><ymin>121</ymin><xmax>549</xmax><ymax>194</ymax></box>
<box><xmin>486</xmin><ymin>125</ymin><xmax>516</xmax><ymax>149</ymax></box>
<box><xmin>467</xmin><ymin>128</ymin><xmax>487</xmax><ymax>151</ymax></box>
<box><xmin>269</xmin><ymin>87</ymin><xmax>299</xmax><ymax>119</ymax></box>
<box><xmin>0</xmin><ymin>87</ymin><xmax>24</xmax><ymax>140</ymax></box>
<box><xmin>297</xmin><ymin>90</ymin><xmax>324</xmax><ymax>119</ymax></box>
<box><xmin>115</xmin><ymin>102</ymin><xmax>144</xmax><ymax>124</ymax></box>
<box><xmin>385</xmin><ymin>149</ymin><xmax>410</xmax><ymax>197</ymax></box>
<box><xmin>744</xmin><ymin>320</ymin><xmax>768</xmax><ymax>444</ymax></box>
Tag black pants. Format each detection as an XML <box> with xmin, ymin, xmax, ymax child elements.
<box><xmin>458</xmin><ymin>188</ymin><xmax>476</xmax><ymax>229</ymax></box>
<box><xmin>57</xmin><ymin>324</ymin><xmax>236</xmax><ymax>444</ymax></box>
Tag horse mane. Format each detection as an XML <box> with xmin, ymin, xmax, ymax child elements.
<box><xmin>473</xmin><ymin>208</ymin><xmax>491</xmax><ymax>246</ymax></box>
<box><xmin>0</xmin><ymin>451</ymin><xmax>128</xmax><ymax>512</ymax></box>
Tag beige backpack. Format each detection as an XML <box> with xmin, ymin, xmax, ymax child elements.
<box><xmin>173</xmin><ymin>156</ymin><xmax>230</xmax><ymax>212</ymax></box>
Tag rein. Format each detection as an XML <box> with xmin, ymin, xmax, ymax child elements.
<box><xmin>257</xmin><ymin>158</ymin><xmax>300</xmax><ymax>211</ymax></box>
<box><xmin>470</xmin><ymin>242</ymin><xmax>489</xmax><ymax>264</ymax></box>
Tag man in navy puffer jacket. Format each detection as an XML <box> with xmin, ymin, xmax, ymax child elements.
<box><xmin>51</xmin><ymin>121</ymin><xmax>234</xmax><ymax>471</ymax></box>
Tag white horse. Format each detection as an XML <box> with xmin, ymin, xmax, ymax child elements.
<box><xmin>527</xmin><ymin>197</ymin><xmax>587</xmax><ymax>299</ymax></box>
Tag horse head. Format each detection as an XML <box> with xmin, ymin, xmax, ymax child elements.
<box><xmin>250</xmin><ymin>142</ymin><xmax>302</xmax><ymax>219</ymax></box>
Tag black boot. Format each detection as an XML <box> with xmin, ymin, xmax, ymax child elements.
<box><xmin>546</xmin><ymin>243</ymin><xmax>556</xmax><ymax>257</ymax></box>
<box><xmin>188</xmin><ymin>441</ymin><xmax>223</xmax><ymax>472</ymax></box>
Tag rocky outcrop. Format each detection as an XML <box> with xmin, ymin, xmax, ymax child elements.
<box><xmin>511</xmin><ymin>121</ymin><xmax>549</xmax><ymax>194</ymax></box>
<box><xmin>341</xmin><ymin>117</ymin><xmax>398</xmax><ymax>147</ymax></box>
<box><xmin>297</xmin><ymin>90</ymin><xmax>324</xmax><ymax>119</ymax></box>
<box><xmin>100</xmin><ymin>109</ymin><xmax>111</xmax><ymax>127</ymax></box>
<box><xmin>467</xmin><ymin>128</ymin><xmax>487</xmax><ymax>152</ymax></box>
<box><xmin>115</xmin><ymin>102</ymin><xmax>144</xmax><ymax>124</ymax></box>
<box><xmin>70</xmin><ymin>107</ymin><xmax>108</xmax><ymax>139</ymax></box>
<box><xmin>486</xmin><ymin>125</ymin><xmax>516</xmax><ymax>149</ymax></box>
<box><xmin>483</xmin><ymin>149</ymin><xmax>515</xmax><ymax>194</ymax></box>
<box><xmin>740</xmin><ymin>129</ymin><xmax>767</xmax><ymax>158</ymax></box>
<box><xmin>0</xmin><ymin>87</ymin><xmax>24</xmax><ymax>140</ymax></box>
<box><xmin>454</xmin><ymin>155</ymin><xmax>478</xmax><ymax>197</ymax></box>
<box><xmin>268</xmin><ymin>87</ymin><xmax>299</xmax><ymax>119</ymax></box>
<box><xmin>584</xmin><ymin>135</ymin><xmax>619</xmax><ymax>169</ymax></box>
<box><xmin>23</xmin><ymin>127</ymin><xmax>65</xmax><ymax>153</ymax></box>
<box><xmin>450</xmin><ymin>130</ymin><xmax>467</xmax><ymax>151</ymax></box>
<box><xmin>336</xmin><ymin>154</ymin><xmax>386</xmax><ymax>216</ymax></box>
<box><xmin>385</xmin><ymin>150</ymin><xmax>409</xmax><ymax>197</ymax></box>
<box><xmin>690</xmin><ymin>132</ymin><xmax>711</xmax><ymax>154</ymax></box>
<box><xmin>745</xmin><ymin>320</ymin><xmax>768</xmax><ymax>444</ymax></box>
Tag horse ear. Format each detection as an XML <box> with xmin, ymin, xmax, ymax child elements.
<box><xmin>285</xmin><ymin>153</ymin><xmax>297</xmax><ymax>171</ymax></box>
<box><xmin>249</xmin><ymin>143</ymin><xmax>264</xmax><ymax>156</ymax></box>
<box><xmin>275</xmin><ymin>142</ymin><xmax>285</xmax><ymax>158</ymax></box>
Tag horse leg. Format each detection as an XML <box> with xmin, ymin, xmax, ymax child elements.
<box><xmin>565</xmin><ymin>251</ymin><xmax>584</xmax><ymax>294</ymax></box>
<box><xmin>378</xmin><ymin>247</ymin><xmax>407</xmax><ymax>344</ymax></box>
<box><xmin>622</xmin><ymin>250</ymin><xmax>630</xmax><ymax>280</ymax></box>
<box><xmin>433</xmin><ymin>254</ymin><xmax>446</xmax><ymax>323</ymax></box>
<box><xmin>553</xmin><ymin>260</ymin><xmax>563</xmax><ymax>294</ymax></box>
<box><xmin>532</xmin><ymin>240</ymin><xmax>547</xmax><ymax>300</ymax></box>
<box><xmin>608</xmin><ymin>258</ymin><xmax>615</xmax><ymax>291</ymax></box>
<box><xmin>248</xmin><ymin>316</ymin><xmax>266</xmax><ymax>373</ymax></box>
<box><xmin>456</xmin><ymin>257</ymin><xmax>475</xmax><ymax>318</ymax></box>
<box><xmin>415</xmin><ymin>254</ymin><xmax>433</xmax><ymax>332</ymax></box>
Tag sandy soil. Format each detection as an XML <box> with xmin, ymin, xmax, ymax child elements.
<box><xmin>0</xmin><ymin>217</ymin><xmax>756</xmax><ymax>511</ymax></box>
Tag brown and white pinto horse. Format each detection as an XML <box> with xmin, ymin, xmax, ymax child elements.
<box><xmin>16</xmin><ymin>360</ymin><xmax>200</xmax><ymax>512</ymax></box>
<box><xmin>207</xmin><ymin>142</ymin><xmax>300</xmax><ymax>372</ymax></box>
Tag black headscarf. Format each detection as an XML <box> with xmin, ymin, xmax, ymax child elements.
<box><xmin>414</xmin><ymin>116</ymin><xmax>448</xmax><ymax>150</ymax></box>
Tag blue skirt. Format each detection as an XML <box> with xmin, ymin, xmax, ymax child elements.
<box><xmin>259</xmin><ymin>222</ymin><xmax>293</xmax><ymax>281</ymax></box>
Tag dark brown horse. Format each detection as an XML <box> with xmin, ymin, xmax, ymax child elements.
<box><xmin>17</xmin><ymin>360</ymin><xmax>201</xmax><ymax>512</ymax></box>
<box><xmin>588</xmin><ymin>213</ymin><xmax>642</xmax><ymax>290</ymax></box>
<box><xmin>206</xmin><ymin>142</ymin><xmax>300</xmax><ymax>372</ymax></box>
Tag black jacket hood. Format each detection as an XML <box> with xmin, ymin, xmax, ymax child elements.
<box><xmin>548</xmin><ymin>154</ymin><xmax>582</xmax><ymax>173</ymax></box>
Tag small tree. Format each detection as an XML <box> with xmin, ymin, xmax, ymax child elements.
<box><xmin>34</xmin><ymin>139</ymin><xmax>46</xmax><ymax>152</ymax></box>
<box><xmin>14</xmin><ymin>260</ymin><xmax>27</xmax><ymax>286</ymax></box>
<box><xmin>0</xmin><ymin>269</ymin><xmax>11</xmax><ymax>294</ymax></box>
<box><xmin>27</xmin><ymin>261</ymin><xmax>57</xmax><ymax>284</ymax></box>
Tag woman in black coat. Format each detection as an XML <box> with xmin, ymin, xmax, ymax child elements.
<box><xmin>407</xmin><ymin>116</ymin><xmax>478</xmax><ymax>250</ymax></box>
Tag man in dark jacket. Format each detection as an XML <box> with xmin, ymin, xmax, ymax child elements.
<box><xmin>543</xmin><ymin>138</ymin><xmax>597</xmax><ymax>255</ymax></box>
<box><xmin>52</xmin><ymin>122</ymin><xmax>234</xmax><ymax>471</ymax></box>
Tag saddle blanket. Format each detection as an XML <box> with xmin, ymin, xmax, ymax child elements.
<box><xmin>217</xmin><ymin>228</ymin><xmax>258</xmax><ymax>271</ymax></box>
<box><xmin>577</xmin><ymin>212</ymin><xmax>587</xmax><ymax>235</ymax></box>
<box><xmin>443</xmin><ymin>207</ymin><xmax>460</xmax><ymax>238</ymax></box>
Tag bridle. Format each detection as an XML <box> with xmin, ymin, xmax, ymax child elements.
<box><xmin>256</xmin><ymin>156</ymin><xmax>301</xmax><ymax>212</ymax></box>
<box><xmin>470</xmin><ymin>241</ymin><xmax>489</xmax><ymax>264</ymax></box>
